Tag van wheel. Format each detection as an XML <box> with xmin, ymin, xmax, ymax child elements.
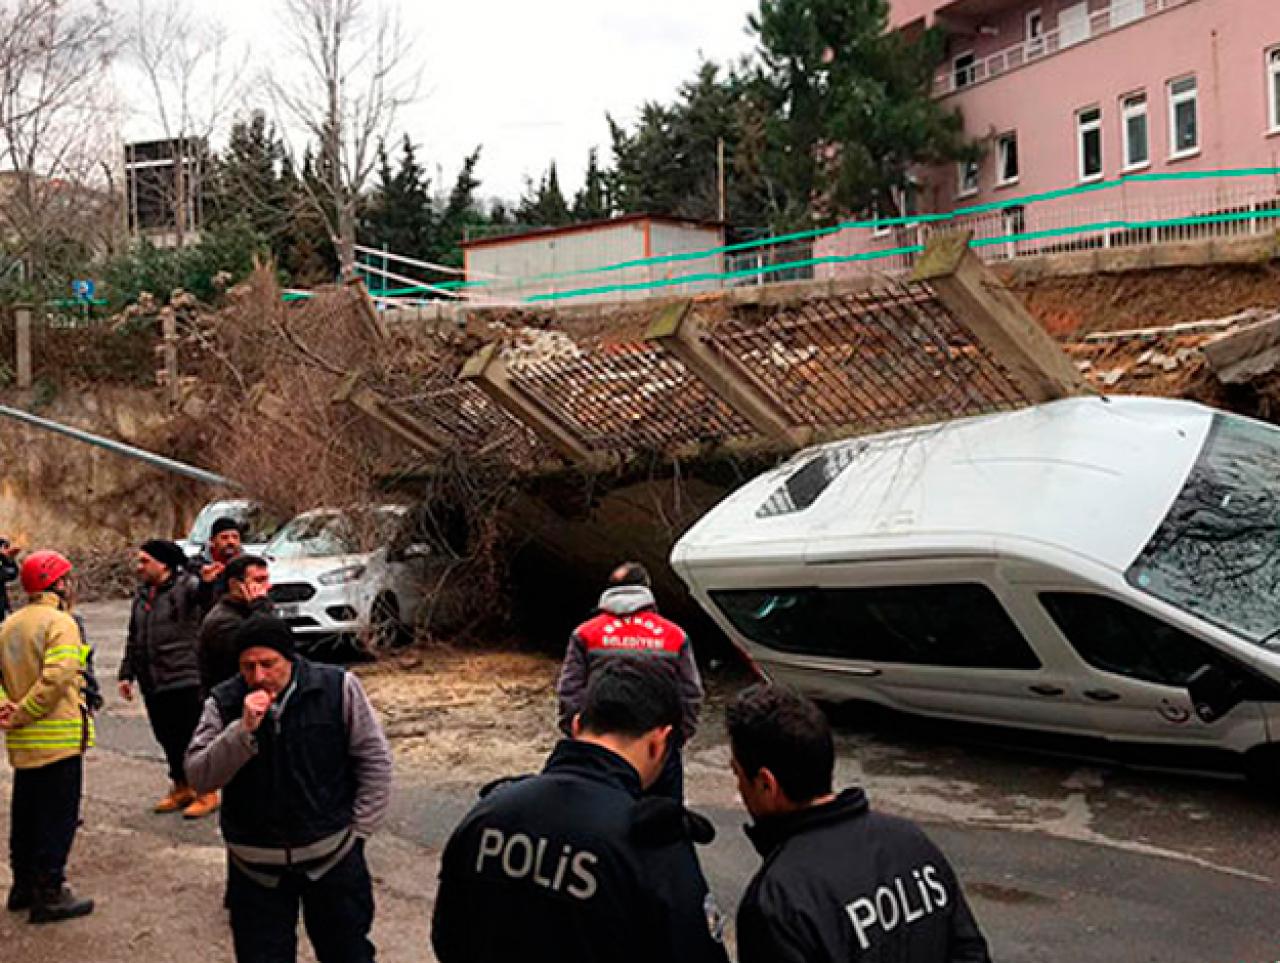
<box><xmin>1243</xmin><ymin>744</ymin><xmax>1280</xmax><ymax>796</ymax></box>
<box><xmin>368</xmin><ymin>594</ymin><xmax>411</xmax><ymax>652</ymax></box>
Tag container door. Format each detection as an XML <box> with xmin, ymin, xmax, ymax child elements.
<box><xmin>1037</xmin><ymin>591</ymin><xmax>1269</xmax><ymax>752</ymax></box>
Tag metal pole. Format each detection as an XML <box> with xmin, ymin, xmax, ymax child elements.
<box><xmin>717</xmin><ymin>138</ymin><xmax>727</xmax><ymax>224</ymax></box>
<box><xmin>0</xmin><ymin>403</ymin><xmax>234</xmax><ymax>487</ymax></box>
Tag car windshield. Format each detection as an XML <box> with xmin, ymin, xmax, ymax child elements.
<box><xmin>265</xmin><ymin>509</ymin><xmax>401</xmax><ymax>559</ymax></box>
<box><xmin>1127</xmin><ymin>413</ymin><xmax>1280</xmax><ymax>646</ymax></box>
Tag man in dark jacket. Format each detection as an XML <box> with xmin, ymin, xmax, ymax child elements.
<box><xmin>194</xmin><ymin>516</ymin><xmax>245</xmax><ymax>611</ymax></box>
<box><xmin>186</xmin><ymin>613</ymin><xmax>393</xmax><ymax>963</ymax></box>
<box><xmin>0</xmin><ymin>537</ymin><xmax>20</xmax><ymax>621</ymax></box>
<box><xmin>556</xmin><ymin>561</ymin><xmax>702</xmax><ymax>801</ymax></box>
<box><xmin>433</xmin><ymin>656</ymin><xmax>728</xmax><ymax>963</ymax></box>
<box><xmin>118</xmin><ymin>539</ymin><xmax>217</xmax><ymax>819</ymax></box>
<box><xmin>198</xmin><ymin>554</ymin><xmax>273</xmax><ymax>695</ymax></box>
<box><xmin>727</xmin><ymin>685</ymin><xmax>990</xmax><ymax>963</ymax></box>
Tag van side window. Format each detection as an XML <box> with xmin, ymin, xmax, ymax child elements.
<box><xmin>1040</xmin><ymin>593</ymin><xmax>1237</xmax><ymax>687</ymax></box>
<box><xmin>711</xmin><ymin>584</ymin><xmax>1041</xmax><ymax>669</ymax></box>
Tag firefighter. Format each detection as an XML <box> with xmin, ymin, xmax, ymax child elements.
<box><xmin>0</xmin><ymin>550</ymin><xmax>94</xmax><ymax>924</ymax></box>
<box><xmin>433</xmin><ymin>656</ymin><xmax>729</xmax><ymax>963</ymax></box>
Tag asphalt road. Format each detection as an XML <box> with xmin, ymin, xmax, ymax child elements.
<box><xmin>79</xmin><ymin>600</ymin><xmax>1280</xmax><ymax>962</ymax></box>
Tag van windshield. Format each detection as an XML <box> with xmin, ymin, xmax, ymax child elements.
<box><xmin>1126</xmin><ymin>413</ymin><xmax>1280</xmax><ymax>646</ymax></box>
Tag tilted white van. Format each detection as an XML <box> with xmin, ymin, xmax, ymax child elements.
<box><xmin>673</xmin><ymin>396</ymin><xmax>1280</xmax><ymax>787</ymax></box>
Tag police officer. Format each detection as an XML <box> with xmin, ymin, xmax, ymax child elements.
<box><xmin>433</xmin><ymin>656</ymin><xmax>728</xmax><ymax>963</ymax></box>
<box><xmin>556</xmin><ymin>561</ymin><xmax>702</xmax><ymax>801</ymax></box>
<box><xmin>727</xmin><ymin>685</ymin><xmax>990</xmax><ymax>963</ymax></box>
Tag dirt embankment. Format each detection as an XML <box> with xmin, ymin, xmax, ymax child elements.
<box><xmin>1012</xmin><ymin>262</ymin><xmax>1280</xmax><ymax>338</ymax></box>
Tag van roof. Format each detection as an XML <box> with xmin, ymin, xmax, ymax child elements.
<box><xmin>673</xmin><ymin>396</ymin><xmax>1217</xmax><ymax>574</ymax></box>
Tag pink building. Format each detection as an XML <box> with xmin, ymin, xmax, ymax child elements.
<box><xmin>818</xmin><ymin>0</ymin><xmax>1280</xmax><ymax>271</ymax></box>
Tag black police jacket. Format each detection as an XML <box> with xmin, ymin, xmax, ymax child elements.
<box><xmin>737</xmin><ymin>788</ymin><xmax>991</xmax><ymax>963</ymax></box>
<box><xmin>432</xmin><ymin>739</ymin><xmax>729</xmax><ymax>963</ymax></box>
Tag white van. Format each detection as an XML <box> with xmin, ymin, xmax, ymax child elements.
<box><xmin>672</xmin><ymin>396</ymin><xmax>1280</xmax><ymax>787</ymax></box>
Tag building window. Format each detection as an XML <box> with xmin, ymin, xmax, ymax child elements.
<box><xmin>1110</xmin><ymin>0</ymin><xmax>1143</xmax><ymax>29</ymax></box>
<box><xmin>1059</xmin><ymin>1</ymin><xmax>1091</xmax><ymax>48</ymax></box>
<box><xmin>1026</xmin><ymin>9</ymin><xmax>1044</xmax><ymax>57</ymax></box>
<box><xmin>1122</xmin><ymin>93</ymin><xmax>1149</xmax><ymax>169</ymax></box>
<box><xmin>1168</xmin><ymin>75</ymin><xmax>1199</xmax><ymax>157</ymax></box>
<box><xmin>1268</xmin><ymin>48</ymin><xmax>1280</xmax><ymax>132</ymax></box>
<box><xmin>953</xmin><ymin>51</ymin><xmax>976</xmax><ymax>89</ymax></box>
<box><xmin>957</xmin><ymin>159</ymin><xmax>980</xmax><ymax>198</ymax></box>
<box><xmin>1077</xmin><ymin>107</ymin><xmax>1103</xmax><ymax>182</ymax></box>
<box><xmin>996</xmin><ymin>132</ymin><xmax>1019</xmax><ymax>185</ymax></box>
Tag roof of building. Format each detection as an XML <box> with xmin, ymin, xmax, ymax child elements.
<box><xmin>673</xmin><ymin>396</ymin><xmax>1220</xmax><ymax>574</ymax></box>
<box><xmin>460</xmin><ymin>213</ymin><xmax>725</xmax><ymax>250</ymax></box>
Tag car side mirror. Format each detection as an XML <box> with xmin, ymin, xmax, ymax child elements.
<box><xmin>1187</xmin><ymin>664</ymin><xmax>1244</xmax><ymax>723</ymax></box>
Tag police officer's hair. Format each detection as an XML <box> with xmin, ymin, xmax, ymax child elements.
<box><xmin>726</xmin><ymin>685</ymin><xmax>834</xmax><ymax>803</ymax></box>
<box><xmin>607</xmin><ymin>561</ymin><xmax>651</xmax><ymax>589</ymax></box>
<box><xmin>225</xmin><ymin>554</ymin><xmax>267</xmax><ymax>584</ymax></box>
<box><xmin>578</xmin><ymin>656</ymin><xmax>681</xmax><ymax>739</ymax></box>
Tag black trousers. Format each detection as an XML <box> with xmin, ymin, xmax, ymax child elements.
<box><xmin>228</xmin><ymin>841</ymin><xmax>376</xmax><ymax>963</ymax></box>
<box><xmin>143</xmin><ymin>686</ymin><xmax>204</xmax><ymax>785</ymax></box>
<box><xmin>9</xmin><ymin>755</ymin><xmax>83</xmax><ymax>886</ymax></box>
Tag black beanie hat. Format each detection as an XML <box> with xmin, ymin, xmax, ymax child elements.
<box><xmin>210</xmin><ymin>517</ymin><xmax>241</xmax><ymax>538</ymax></box>
<box><xmin>234</xmin><ymin>613</ymin><xmax>296</xmax><ymax>661</ymax></box>
<box><xmin>140</xmin><ymin>539</ymin><xmax>188</xmax><ymax>573</ymax></box>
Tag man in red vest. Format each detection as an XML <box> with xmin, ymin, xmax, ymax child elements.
<box><xmin>556</xmin><ymin>561</ymin><xmax>702</xmax><ymax>800</ymax></box>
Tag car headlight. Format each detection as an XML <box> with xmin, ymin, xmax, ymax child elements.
<box><xmin>318</xmin><ymin>564</ymin><xmax>367</xmax><ymax>586</ymax></box>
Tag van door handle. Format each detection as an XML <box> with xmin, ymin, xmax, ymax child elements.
<box><xmin>1028</xmin><ymin>684</ymin><xmax>1064</xmax><ymax>697</ymax></box>
<box><xmin>1084</xmin><ymin>689</ymin><xmax>1121</xmax><ymax>702</ymax></box>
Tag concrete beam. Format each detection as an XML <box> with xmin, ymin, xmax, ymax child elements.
<box><xmin>644</xmin><ymin>300</ymin><xmax>812</xmax><ymax>450</ymax></box>
<box><xmin>460</xmin><ymin>343</ymin><xmax>599</xmax><ymax>465</ymax></box>
<box><xmin>1202</xmin><ymin>313</ymin><xmax>1280</xmax><ymax>385</ymax></box>
<box><xmin>332</xmin><ymin>371</ymin><xmax>446</xmax><ymax>456</ymax></box>
<box><xmin>913</xmin><ymin>232</ymin><xmax>1088</xmax><ymax>402</ymax></box>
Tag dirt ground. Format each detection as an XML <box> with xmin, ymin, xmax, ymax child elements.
<box><xmin>1013</xmin><ymin>262</ymin><xmax>1280</xmax><ymax>338</ymax></box>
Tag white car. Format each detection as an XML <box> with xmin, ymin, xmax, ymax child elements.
<box><xmin>264</xmin><ymin>505</ymin><xmax>436</xmax><ymax>649</ymax></box>
<box><xmin>673</xmin><ymin>396</ymin><xmax>1280</xmax><ymax>789</ymax></box>
<box><xmin>179</xmin><ymin>498</ymin><xmax>280</xmax><ymax>562</ymax></box>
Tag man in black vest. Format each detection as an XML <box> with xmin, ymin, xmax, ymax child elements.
<box><xmin>186</xmin><ymin>613</ymin><xmax>393</xmax><ymax>963</ymax></box>
<box><xmin>728</xmin><ymin>685</ymin><xmax>990</xmax><ymax>963</ymax></box>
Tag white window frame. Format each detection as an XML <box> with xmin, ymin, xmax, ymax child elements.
<box><xmin>1268</xmin><ymin>47</ymin><xmax>1280</xmax><ymax>134</ymax></box>
<box><xmin>1121</xmin><ymin>93</ymin><xmax>1150</xmax><ymax>171</ymax></box>
<box><xmin>1076</xmin><ymin>106</ymin><xmax>1103</xmax><ymax>183</ymax></box>
<box><xmin>996</xmin><ymin>132</ymin><xmax>1019</xmax><ymax>186</ymax></box>
<box><xmin>1167</xmin><ymin>75</ymin><xmax>1199</xmax><ymax>159</ymax></box>
<box><xmin>1025</xmin><ymin>9</ymin><xmax>1044</xmax><ymax>57</ymax></box>
<box><xmin>1109</xmin><ymin>0</ymin><xmax>1143</xmax><ymax>29</ymax></box>
<box><xmin>953</xmin><ymin>51</ymin><xmax>976</xmax><ymax>90</ymax></box>
<box><xmin>871</xmin><ymin>202</ymin><xmax>891</xmax><ymax>238</ymax></box>
<box><xmin>957</xmin><ymin>159</ymin><xmax>980</xmax><ymax>199</ymax></box>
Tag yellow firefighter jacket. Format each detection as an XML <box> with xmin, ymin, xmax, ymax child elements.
<box><xmin>0</xmin><ymin>593</ymin><xmax>95</xmax><ymax>769</ymax></box>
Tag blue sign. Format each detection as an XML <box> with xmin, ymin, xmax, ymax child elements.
<box><xmin>71</xmin><ymin>279</ymin><xmax>95</xmax><ymax>301</ymax></box>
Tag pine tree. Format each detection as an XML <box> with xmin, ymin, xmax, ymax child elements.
<box><xmin>572</xmin><ymin>148</ymin><xmax>611</xmax><ymax>222</ymax></box>
<box><xmin>516</xmin><ymin>163</ymin><xmax>572</xmax><ymax>227</ymax></box>
<box><xmin>361</xmin><ymin>135</ymin><xmax>436</xmax><ymax>261</ymax></box>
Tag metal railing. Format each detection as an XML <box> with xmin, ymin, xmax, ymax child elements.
<box><xmin>936</xmin><ymin>0</ymin><xmax>1197</xmax><ymax>97</ymax></box>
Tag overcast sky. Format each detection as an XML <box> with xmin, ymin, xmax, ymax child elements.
<box><xmin>121</xmin><ymin>0</ymin><xmax>762</xmax><ymax>204</ymax></box>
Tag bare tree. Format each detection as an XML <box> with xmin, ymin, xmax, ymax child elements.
<box><xmin>268</xmin><ymin>0</ymin><xmax>419</xmax><ymax>277</ymax></box>
<box><xmin>124</xmin><ymin>0</ymin><xmax>248</xmax><ymax>249</ymax></box>
<box><xmin>0</xmin><ymin>0</ymin><xmax>119</xmax><ymax>300</ymax></box>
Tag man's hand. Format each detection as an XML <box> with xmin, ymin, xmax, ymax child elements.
<box><xmin>118</xmin><ymin>680</ymin><xmax>134</xmax><ymax>702</ymax></box>
<box><xmin>200</xmin><ymin>561</ymin><xmax>225</xmax><ymax>584</ymax></box>
<box><xmin>242</xmin><ymin>690</ymin><xmax>274</xmax><ymax>734</ymax></box>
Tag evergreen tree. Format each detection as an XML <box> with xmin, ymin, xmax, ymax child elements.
<box><xmin>516</xmin><ymin>163</ymin><xmax>571</xmax><ymax>227</ymax></box>
<box><xmin>361</xmin><ymin>135</ymin><xmax>436</xmax><ymax>261</ymax></box>
<box><xmin>749</xmin><ymin>0</ymin><xmax>970</xmax><ymax>227</ymax></box>
<box><xmin>435</xmin><ymin>147</ymin><xmax>486</xmax><ymax>266</ymax></box>
<box><xmin>571</xmin><ymin>148</ymin><xmax>611</xmax><ymax>222</ymax></box>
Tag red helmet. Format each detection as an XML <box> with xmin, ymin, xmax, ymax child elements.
<box><xmin>20</xmin><ymin>550</ymin><xmax>73</xmax><ymax>595</ymax></box>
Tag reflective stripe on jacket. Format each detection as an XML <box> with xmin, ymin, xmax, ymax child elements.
<box><xmin>0</xmin><ymin>593</ymin><xmax>94</xmax><ymax>769</ymax></box>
